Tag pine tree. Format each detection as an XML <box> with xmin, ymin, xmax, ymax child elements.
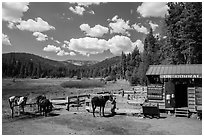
<box><xmin>165</xmin><ymin>2</ymin><xmax>202</xmax><ymax>64</ymax></box>
<box><xmin>121</xmin><ymin>51</ymin><xmax>127</xmax><ymax>79</ymax></box>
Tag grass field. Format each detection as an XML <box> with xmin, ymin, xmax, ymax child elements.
<box><xmin>60</xmin><ymin>79</ymin><xmax>105</xmax><ymax>88</ymax></box>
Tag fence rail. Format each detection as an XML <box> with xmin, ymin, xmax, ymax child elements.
<box><xmin>51</xmin><ymin>92</ymin><xmax>112</xmax><ymax>111</ymax></box>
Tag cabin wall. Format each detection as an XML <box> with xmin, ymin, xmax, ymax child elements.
<box><xmin>147</xmin><ymin>76</ymin><xmax>202</xmax><ymax>112</ymax></box>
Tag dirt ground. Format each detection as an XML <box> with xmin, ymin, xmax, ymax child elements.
<box><xmin>2</xmin><ymin>78</ymin><xmax>202</xmax><ymax>135</ymax></box>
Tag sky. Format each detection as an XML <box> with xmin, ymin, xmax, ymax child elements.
<box><xmin>2</xmin><ymin>2</ymin><xmax>169</xmax><ymax>61</ymax></box>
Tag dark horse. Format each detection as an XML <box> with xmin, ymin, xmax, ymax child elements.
<box><xmin>36</xmin><ymin>95</ymin><xmax>53</xmax><ymax>116</ymax></box>
<box><xmin>39</xmin><ymin>99</ymin><xmax>53</xmax><ymax>116</ymax></box>
<box><xmin>91</xmin><ymin>94</ymin><xmax>113</xmax><ymax>117</ymax></box>
<box><xmin>36</xmin><ymin>95</ymin><xmax>46</xmax><ymax>112</ymax></box>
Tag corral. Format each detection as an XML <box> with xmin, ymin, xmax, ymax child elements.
<box><xmin>2</xmin><ymin>78</ymin><xmax>202</xmax><ymax>135</ymax></box>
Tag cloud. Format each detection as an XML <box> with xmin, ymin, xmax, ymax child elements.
<box><xmin>43</xmin><ymin>45</ymin><xmax>61</xmax><ymax>52</ymax></box>
<box><xmin>68</xmin><ymin>37</ymin><xmax>108</xmax><ymax>56</ymax></box>
<box><xmin>2</xmin><ymin>2</ymin><xmax>29</xmax><ymax>22</ymax></box>
<box><xmin>76</xmin><ymin>2</ymin><xmax>100</xmax><ymax>7</ymax></box>
<box><xmin>44</xmin><ymin>44</ymin><xmax>76</xmax><ymax>56</ymax></box>
<box><xmin>7</xmin><ymin>22</ymin><xmax>15</xmax><ymax>29</ymax></box>
<box><xmin>57</xmin><ymin>50</ymin><xmax>76</xmax><ymax>56</ymax></box>
<box><xmin>80</xmin><ymin>24</ymin><xmax>109</xmax><ymax>37</ymax></box>
<box><xmin>2</xmin><ymin>33</ymin><xmax>12</xmax><ymax>46</ymax></box>
<box><xmin>62</xmin><ymin>41</ymin><xmax>69</xmax><ymax>48</ymax></box>
<box><xmin>69</xmin><ymin>6</ymin><xmax>85</xmax><ymax>15</ymax></box>
<box><xmin>132</xmin><ymin>23</ymin><xmax>148</xmax><ymax>34</ymax></box>
<box><xmin>109</xmin><ymin>15</ymin><xmax>131</xmax><ymax>36</ymax></box>
<box><xmin>133</xmin><ymin>40</ymin><xmax>144</xmax><ymax>52</ymax></box>
<box><xmin>55</xmin><ymin>40</ymin><xmax>61</xmax><ymax>44</ymax></box>
<box><xmin>70</xmin><ymin>52</ymin><xmax>76</xmax><ymax>56</ymax></box>
<box><xmin>57</xmin><ymin>50</ymin><xmax>70</xmax><ymax>56</ymax></box>
<box><xmin>33</xmin><ymin>32</ymin><xmax>48</xmax><ymax>41</ymax></box>
<box><xmin>137</xmin><ymin>2</ymin><xmax>169</xmax><ymax>18</ymax></box>
<box><xmin>16</xmin><ymin>17</ymin><xmax>55</xmax><ymax>32</ymax></box>
<box><xmin>64</xmin><ymin>40</ymin><xmax>70</xmax><ymax>45</ymax></box>
<box><xmin>67</xmin><ymin>35</ymin><xmax>137</xmax><ymax>56</ymax></box>
<box><xmin>89</xmin><ymin>10</ymin><xmax>95</xmax><ymax>14</ymax></box>
<box><xmin>149</xmin><ymin>21</ymin><xmax>159</xmax><ymax>31</ymax></box>
<box><xmin>107</xmin><ymin>35</ymin><xmax>135</xmax><ymax>55</ymax></box>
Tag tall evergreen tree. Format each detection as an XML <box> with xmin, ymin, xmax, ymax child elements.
<box><xmin>165</xmin><ymin>2</ymin><xmax>202</xmax><ymax>64</ymax></box>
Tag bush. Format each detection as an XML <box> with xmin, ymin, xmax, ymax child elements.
<box><xmin>60</xmin><ymin>79</ymin><xmax>105</xmax><ymax>88</ymax></box>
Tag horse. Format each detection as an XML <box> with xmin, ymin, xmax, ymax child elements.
<box><xmin>91</xmin><ymin>94</ymin><xmax>113</xmax><ymax>117</ymax></box>
<box><xmin>38</xmin><ymin>98</ymin><xmax>53</xmax><ymax>117</ymax></box>
<box><xmin>8</xmin><ymin>96</ymin><xmax>27</xmax><ymax>118</ymax></box>
<box><xmin>36</xmin><ymin>95</ymin><xmax>46</xmax><ymax>112</ymax></box>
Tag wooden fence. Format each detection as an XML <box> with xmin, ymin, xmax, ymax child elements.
<box><xmin>51</xmin><ymin>92</ymin><xmax>112</xmax><ymax>111</ymax></box>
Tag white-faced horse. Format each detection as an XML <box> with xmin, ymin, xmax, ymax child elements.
<box><xmin>8</xmin><ymin>96</ymin><xmax>27</xmax><ymax>118</ymax></box>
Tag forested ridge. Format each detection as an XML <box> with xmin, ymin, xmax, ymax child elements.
<box><xmin>2</xmin><ymin>2</ymin><xmax>202</xmax><ymax>85</ymax></box>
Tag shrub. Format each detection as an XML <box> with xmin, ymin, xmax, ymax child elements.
<box><xmin>60</xmin><ymin>79</ymin><xmax>105</xmax><ymax>88</ymax></box>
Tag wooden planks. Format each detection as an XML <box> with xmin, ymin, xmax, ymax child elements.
<box><xmin>188</xmin><ymin>87</ymin><xmax>196</xmax><ymax>112</ymax></box>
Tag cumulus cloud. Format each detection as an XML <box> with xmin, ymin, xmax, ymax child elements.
<box><xmin>2</xmin><ymin>33</ymin><xmax>12</xmax><ymax>46</ymax></box>
<box><xmin>64</xmin><ymin>40</ymin><xmax>69</xmax><ymax>45</ymax></box>
<box><xmin>132</xmin><ymin>23</ymin><xmax>148</xmax><ymax>34</ymax></box>
<box><xmin>7</xmin><ymin>22</ymin><xmax>15</xmax><ymax>29</ymax></box>
<box><xmin>44</xmin><ymin>44</ymin><xmax>76</xmax><ymax>56</ymax></box>
<box><xmin>107</xmin><ymin>35</ymin><xmax>135</xmax><ymax>55</ymax></box>
<box><xmin>43</xmin><ymin>45</ymin><xmax>61</xmax><ymax>52</ymax></box>
<box><xmin>137</xmin><ymin>2</ymin><xmax>169</xmax><ymax>18</ymax></box>
<box><xmin>67</xmin><ymin>35</ymin><xmax>138</xmax><ymax>56</ymax></box>
<box><xmin>68</xmin><ymin>37</ymin><xmax>108</xmax><ymax>56</ymax></box>
<box><xmin>16</xmin><ymin>17</ymin><xmax>55</xmax><ymax>32</ymax></box>
<box><xmin>89</xmin><ymin>10</ymin><xmax>95</xmax><ymax>14</ymax></box>
<box><xmin>57</xmin><ymin>50</ymin><xmax>70</xmax><ymax>56</ymax></box>
<box><xmin>80</xmin><ymin>24</ymin><xmax>109</xmax><ymax>37</ymax></box>
<box><xmin>32</xmin><ymin>32</ymin><xmax>48</xmax><ymax>41</ymax></box>
<box><xmin>149</xmin><ymin>21</ymin><xmax>159</xmax><ymax>31</ymax></box>
<box><xmin>69</xmin><ymin>6</ymin><xmax>85</xmax><ymax>15</ymax></box>
<box><xmin>55</xmin><ymin>40</ymin><xmax>61</xmax><ymax>44</ymax></box>
<box><xmin>57</xmin><ymin>50</ymin><xmax>76</xmax><ymax>56</ymax></box>
<box><xmin>109</xmin><ymin>15</ymin><xmax>131</xmax><ymax>36</ymax></box>
<box><xmin>76</xmin><ymin>2</ymin><xmax>100</xmax><ymax>7</ymax></box>
<box><xmin>133</xmin><ymin>40</ymin><xmax>144</xmax><ymax>52</ymax></box>
<box><xmin>70</xmin><ymin>52</ymin><xmax>76</xmax><ymax>56</ymax></box>
<box><xmin>2</xmin><ymin>2</ymin><xmax>29</xmax><ymax>22</ymax></box>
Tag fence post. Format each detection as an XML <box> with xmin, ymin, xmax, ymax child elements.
<box><xmin>66</xmin><ymin>96</ymin><xmax>70</xmax><ymax>111</ymax></box>
<box><xmin>77</xmin><ymin>95</ymin><xmax>79</xmax><ymax>110</ymax></box>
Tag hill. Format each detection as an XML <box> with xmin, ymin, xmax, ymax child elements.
<box><xmin>2</xmin><ymin>52</ymin><xmax>79</xmax><ymax>78</ymax></box>
<box><xmin>65</xmin><ymin>59</ymin><xmax>99</xmax><ymax>66</ymax></box>
<box><xmin>2</xmin><ymin>52</ymin><xmax>121</xmax><ymax>78</ymax></box>
<box><xmin>89</xmin><ymin>56</ymin><xmax>121</xmax><ymax>68</ymax></box>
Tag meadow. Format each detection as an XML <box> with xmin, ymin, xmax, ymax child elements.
<box><xmin>60</xmin><ymin>79</ymin><xmax>105</xmax><ymax>88</ymax></box>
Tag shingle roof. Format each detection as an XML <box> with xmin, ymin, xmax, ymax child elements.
<box><xmin>146</xmin><ymin>64</ymin><xmax>202</xmax><ymax>75</ymax></box>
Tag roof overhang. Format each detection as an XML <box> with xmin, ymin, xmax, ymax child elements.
<box><xmin>146</xmin><ymin>64</ymin><xmax>202</xmax><ymax>78</ymax></box>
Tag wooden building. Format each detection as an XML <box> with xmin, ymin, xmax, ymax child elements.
<box><xmin>146</xmin><ymin>64</ymin><xmax>202</xmax><ymax>116</ymax></box>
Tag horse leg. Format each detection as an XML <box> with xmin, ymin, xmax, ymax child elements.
<box><xmin>11</xmin><ymin>107</ymin><xmax>14</xmax><ymax>118</ymax></box>
<box><xmin>18</xmin><ymin>106</ymin><xmax>20</xmax><ymax>116</ymax></box>
<box><xmin>37</xmin><ymin>105</ymin><xmax>39</xmax><ymax>112</ymax></box>
<box><xmin>92</xmin><ymin>104</ymin><xmax>96</xmax><ymax>117</ymax></box>
<box><xmin>100</xmin><ymin>106</ymin><xmax>102</xmax><ymax>116</ymax></box>
<box><xmin>22</xmin><ymin>106</ymin><xmax>24</xmax><ymax>114</ymax></box>
<box><xmin>102</xmin><ymin>106</ymin><xmax>105</xmax><ymax>116</ymax></box>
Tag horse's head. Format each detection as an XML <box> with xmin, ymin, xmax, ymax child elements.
<box><xmin>103</xmin><ymin>94</ymin><xmax>114</xmax><ymax>102</ymax></box>
<box><xmin>23</xmin><ymin>96</ymin><xmax>28</xmax><ymax>103</ymax></box>
<box><xmin>36</xmin><ymin>95</ymin><xmax>46</xmax><ymax>103</ymax></box>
